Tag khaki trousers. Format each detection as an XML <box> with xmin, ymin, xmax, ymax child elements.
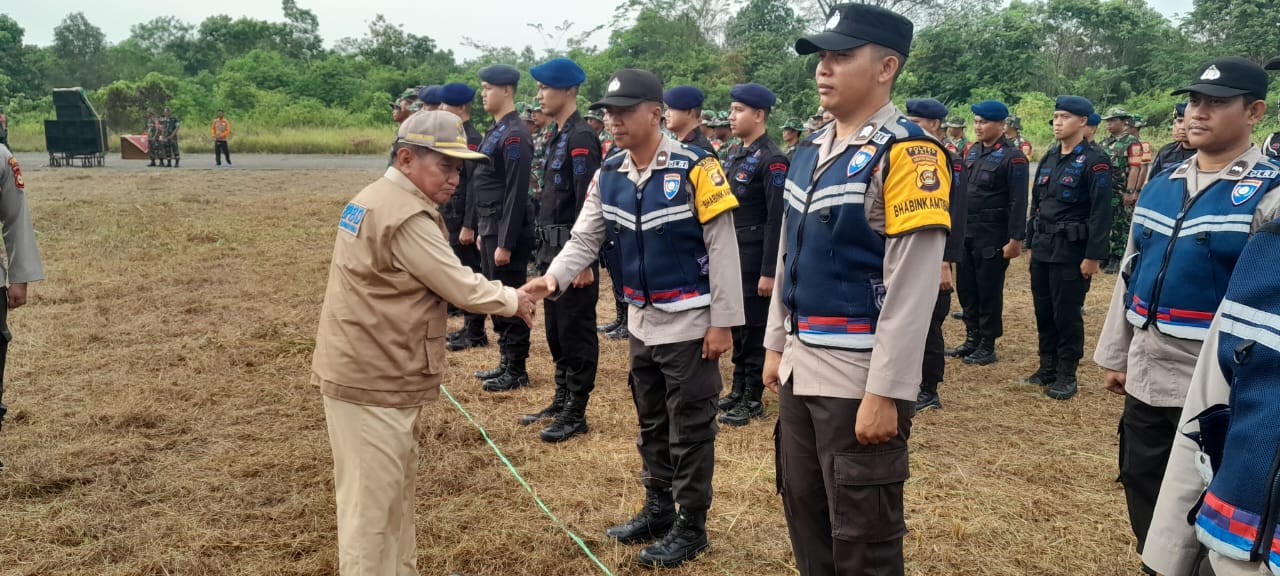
<box><xmin>324</xmin><ymin>396</ymin><xmax>423</xmax><ymax>576</ymax></box>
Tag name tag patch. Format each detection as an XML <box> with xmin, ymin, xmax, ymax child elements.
<box><xmin>339</xmin><ymin>202</ymin><xmax>368</xmax><ymax>236</ymax></box>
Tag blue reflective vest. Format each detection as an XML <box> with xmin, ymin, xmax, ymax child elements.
<box><xmin>1124</xmin><ymin>159</ymin><xmax>1280</xmax><ymax>340</ymax></box>
<box><xmin>599</xmin><ymin>145</ymin><xmax>711</xmax><ymax>312</ymax></box>
<box><xmin>781</xmin><ymin>118</ymin><xmax>938</xmax><ymax>350</ymax></box>
<box><xmin>1193</xmin><ymin>219</ymin><xmax>1280</xmax><ymax>572</ymax></box>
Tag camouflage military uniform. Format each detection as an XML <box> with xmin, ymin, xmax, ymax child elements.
<box><xmin>163</xmin><ymin>113</ymin><xmax>181</xmax><ymax>167</ymax></box>
<box><xmin>1099</xmin><ymin>108</ymin><xmax>1143</xmax><ymax>266</ymax></box>
<box><xmin>942</xmin><ymin>116</ymin><xmax>968</xmax><ymax>156</ymax></box>
<box><xmin>145</xmin><ymin>113</ymin><xmax>160</xmax><ymax>166</ymax></box>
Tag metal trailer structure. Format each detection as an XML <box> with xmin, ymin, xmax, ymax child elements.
<box><xmin>44</xmin><ymin>88</ymin><xmax>108</xmax><ymax>167</ymax></box>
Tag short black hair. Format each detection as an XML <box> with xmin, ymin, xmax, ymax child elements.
<box><xmin>871</xmin><ymin>45</ymin><xmax>907</xmax><ymax>84</ymax></box>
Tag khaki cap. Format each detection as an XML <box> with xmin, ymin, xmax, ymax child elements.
<box><xmin>396</xmin><ymin>111</ymin><xmax>487</xmax><ymax>161</ymax></box>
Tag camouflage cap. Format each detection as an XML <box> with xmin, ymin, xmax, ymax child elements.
<box><xmin>701</xmin><ymin>111</ymin><xmax>716</xmax><ymax>124</ymax></box>
<box><xmin>1101</xmin><ymin>106</ymin><xmax>1132</xmax><ymax>121</ymax></box>
<box><xmin>783</xmin><ymin>117</ymin><xmax>805</xmax><ymax>131</ymax></box>
<box><xmin>1006</xmin><ymin>114</ymin><xmax>1022</xmax><ymax>130</ymax></box>
<box><xmin>943</xmin><ymin>116</ymin><xmax>967</xmax><ymax>128</ymax></box>
<box><xmin>401</xmin><ymin>88</ymin><xmax>420</xmax><ymax>100</ymax></box>
<box><xmin>1130</xmin><ymin>113</ymin><xmax>1146</xmax><ymax>128</ymax></box>
<box><xmin>585</xmin><ymin>109</ymin><xmax>605</xmax><ymax>122</ymax></box>
<box><xmin>516</xmin><ymin>102</ymin><xmax>535</xmax><ymax>120</ymax></box>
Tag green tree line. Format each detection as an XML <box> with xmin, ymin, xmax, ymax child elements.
<box><xmin>0</xmin><ymin>0</ymin><xmax>1277</xmax><ymax>153</ymax></box>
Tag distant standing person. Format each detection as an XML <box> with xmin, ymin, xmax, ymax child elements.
<box><xmin>0</xmin><ymin>142</ymin><xmax>46</xmax><ymax>472</ymax></box>
<box><xmin>211</xmin><ymin>111</ymin><xmax>232</xmax><ymax>167</ymax></box>
<box><xmin>0</xmin><ymin>106</ymin><xmax>8</xmax><ymax>147</ymax></box>
<box><xmin>163</xmin><ymin>107</ymin><xmax>181</xmax><ymax>168</ymax></box>
<box><xmin>146</xmin><ymin>109</ymin><xmax>161</xmax><ymax>167</ymax></box>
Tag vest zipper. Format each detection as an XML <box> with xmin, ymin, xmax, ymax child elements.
<box><xmin>633</xmin><ymin>179</ymin><xmax>651</xmax><ymax>304</ymax></box>
<box><xmin>1145</xmin><ymin>187</ymin><xmax>1209</xmax><ymax>327</ymax></box>
<box><xmin>1253</xmin><ymin>445</ymin><xmax>1280</xmax><ymax>559</ymax></box>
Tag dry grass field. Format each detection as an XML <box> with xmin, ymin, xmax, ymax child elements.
<box><xmin>1</xmin><ymin>168</ymin><xmax>1140</xmax><ymax>576</ymax></box>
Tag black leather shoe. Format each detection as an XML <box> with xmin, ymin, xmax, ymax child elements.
<box><xmin>962</xmin><ymin>344</ymin><xmax>998</xmax><ymax>366</ymax></box>
<box><xmin>717</xmin><ymin>386</ymin><xmax>744</xmax><ymax>412</ymax></box>
<box><xmin>636</xmin><ymin>509</ymin><xmax>709</xmax><ymax>569</ymax></box>
<box><xmin>607</xmin><ymin>324</ymin><xmax>630</xmax><ymax>340</ymax></box>
<box><xmin>473</xmin><ymin>360</ymin><xmax>507</xmax><ymax>380</ymax></box>
<box><xmin>606</xmin><ymin>488</ymin><xmax>676</xmax><ymax>544</ymax></box>
<box><xmin>597</xmin><ymin>317</ymin><xmax>622</xmax><ymax>333</ymax></box>
<box><xmin>1018</xmin><ymin>369</ymin><xmax>1057</xmax><ymax>386</ymax></box>
<box><xmin>1046</xmin><ymin>376</ymin><xmax>1078</xmax><ymax>400</ymax></box>
<box><xmin>946</xmin><ymin>333</ymin><xmax>978</xmax><ymax>358</ymax></box>
<box><xmin>482</xmin><ymin>370</ymin><xmax>530</xmax><ymax>392</ymax></box>
<box><xmin>719</xmin><ymin>401</ymin><xmax>764</xmax><ymax>426</ymax></box>
<box><xmin>915</xmin><ymin>391</ymin><xmax>942</xmax><ymax>412</ymax></box>
<box><xmin>521</xmin><ymin>387</ymin><xmax>567</xmax><ymax>426</ymax></box>
<box><xmin>447</xmin><ymin>333</ymin><xmax>488</xmax><ymax>352</ymax></box>
<box><xmin>540</xmin><ymin>394</ymin><xmax>589</xmax><ymax>443</ymax></box>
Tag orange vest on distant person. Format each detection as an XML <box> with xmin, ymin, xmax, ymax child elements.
<box><xmin>212</xmin><ymin>118</ymin><xmax>232</xmax><ymax>141</ymax></box>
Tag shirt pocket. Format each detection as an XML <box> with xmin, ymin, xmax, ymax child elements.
<box><xmin>423</xmin><ymin>316</ymin><xmax>448</xmax><ymax>375</ymax></box>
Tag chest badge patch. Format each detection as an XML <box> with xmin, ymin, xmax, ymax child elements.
<box><xmin>848</xmin><ymin>145</ymin><xmax>877</xmax><ymax>177</ymax></box>
<box><xmin>1231</xmin><ymin>179</ymin><xmax>1262</xmax><ymax>206</ymax></box>
<box><xmin>663</xmin><ymin>174</ymin><xmax>682</xmax><ymax>200</ymax></box>
<box><xmin>339</xmin><ymin>202</ymin><xmax>368</xmax><ymax>236</ymax></box>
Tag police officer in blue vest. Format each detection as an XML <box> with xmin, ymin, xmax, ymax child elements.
<box><xmin>1023</xmin><ymin>96</ymin><xmax>1112</xmax><ymax>400</ymax></box>
<box><xmin>518</xmin><ymin>58</ymin><xmax>604</xmax><ymax>443</ymax></box>
<box><xmin>525</xmin><ymin>68</ymin><xmax>744</xmax><ymax>568</ymax></box>
<box><xmin>766</xmin><ymin>6</ymin><xmax>953</xmax><ymax>573</ymax></box>
<box><xmin>947</xmin><ymin>100</ymin><xmax>1028</xmax><ymax>366</ymax></box>
<box><xmin>436</xmin><ymin>83</ymin><xmax>490</xmax><ymax>352</ymax></box>
<box><xmin>905</xmin><ymin>97</ymin><xmax>966</xmax><ymax>412</ymax></box>
<box><xmin>1093</xmin><ymin>57</ymin><xmax>1280</xmax><ymax>567</ymax></box>
<box><xmin>466</xmin><ymin>64</ymin><xmax>537</xmax><ymax>392</ymax></box>
<box><xmin>717</xmin><ymin>83</ymin><xmax>789</xmax><ymax>427</ymax></box>
<box><xmin>1149</xmin><ymin>102</ymin><xmax>1196</xmax><ymax>178</ymax></box>
<box><xmin>663</xmin><ymin>86</ymin><xmax>717</xmax><ymax>156</ymax></box>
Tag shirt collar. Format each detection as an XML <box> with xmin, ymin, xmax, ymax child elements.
<box><xmin>1170</xmin><ymin>145</ymin><xmax>1263</xmax><ymax>182</ymax></box>
<box><xmin>619</xmin><ymin>135</ymin><xmax>685</xmax><ymax>177</ymax></box>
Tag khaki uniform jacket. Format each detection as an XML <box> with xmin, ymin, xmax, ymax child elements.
<box><xmin>312</xmin><ymin>168</ymin><xmax>518</xmax><ymax>408</ymax></box>
<box><xmin>0</xmin><ymin>145</ymin><xmax>44</xmax><ymax>286</ymax></box>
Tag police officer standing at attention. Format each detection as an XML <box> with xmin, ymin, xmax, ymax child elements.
<box><xmin>905</xmin><ymin>97</ymin><xmax>966</xmax><ymax>412</ymax></box>
<box><xmin>311</xmin><ymin>110</ymin><xmax>536</xmax><ymax>575</ymax></box>
<box><xmin>418</xmin><ymin>85</ymin><xmax>443</xmax><ymax>112</ymax></box>
<box><xmin>466</xmin><ymin>64</ymin><xmax>536</xmax><ymax>393</ymax></box>
<box><xmin>1100</xmin><ymin>107</ymin><xmax>1144</xmax><ymax>274</ymax></box>
<box><xmin>524</xmin><ymin>68</ymin><xmax>743</xmax><ymax>568</ymax></box>
<box><xmin>0</xmin><ymin>142</ymin><xmax>44</xmax><ymax>472</ymax></box>
<box><xmin>519</xmin><ymin>58</ymin><xmax>603</xmax><ymax>443</ymax></box>
<box><xmin>1093</xmin><ymin>57</ymin><xmax>1280</xmax><ymax>568</ymax></box>
<box><xmin>765</xmin><ymin>6</ymin><xmax>952</xmax><ymax>573</ymax></box>
<box><xmin>1149</xmin><ymin>103</ymin><xmax>1196</xmax><ymax>178</ymax></box>
<box><xmin>948</xmin><ymin>100</ymin><xmax>1028</xmax><ymax>366</ymax></box>
<box><xmin>663</xmin><ymin>86</ymin><xmax>717</xmax><ymax>155</ymax></box>
<box><xmin>717</xmin><ymin>82</ymin><xmax>789</xmax><ymax>427</ymax></box>
<box><xmin>1023</xmin><ymin>96</ymin><xmax>1112</xmax><ymax>400</ymax></box>
<box><xmin>437</xmin><ymin>82</ymin><xmax>490</xmax><ymax>353</ymax></box>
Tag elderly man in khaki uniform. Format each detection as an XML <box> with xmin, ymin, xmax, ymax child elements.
<box><xmin>312</xmin><ymin>110</ymin><xmax>536</xmax><ymax>576</ymax></box>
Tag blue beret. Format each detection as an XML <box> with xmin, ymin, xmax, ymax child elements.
<box><xmin>530</xmin><ymin>57</ymin><xmax>586</xmax><ymax>89</ymax></box>
<box><xmin>1174</xmin><ymin>102</ymin><xmax>1187</xmax><ymax>118</ymax></box>
<box><xmin>905</xmin><ymin>98</ymin><xmax>948</xmax><ymax>120</ymax></box>
<box><xmin>1054</xmin><ymin>95</ymin><xmax>1094</xmax><ymax>118</ymax></box>
<box><xmin>419</xmin><ymin>85</ymin><xmax>443</xmax><ymax>105</ymax></box>
<box><xmin>478</xmin><ymin>64</ymin><xmax>520</xmax><ymax>86</ymax></box>
<box><xmin>970</xmin><ymin>100</ymin><xmax>1009</xmax><ymax>121</ymax></box>
<box><xmin>662</xmin><ymin>85</ymin><xmax>705</xmax><ymax>110</ymax></box>
<box><xmin>730</xmin><ymin>83</ymin><xmax>777</xmax><ymax>110</ymax></box>
<box><xmin>439</xmin><ymin>83</ymin><xmax>476</xmax><ymax>106</ymax></box>
<box><xmin>1086</xmin><ymin>113</ymin><xmax>1101</xmax><ymax>126</ymax></box>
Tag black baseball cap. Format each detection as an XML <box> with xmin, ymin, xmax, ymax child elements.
<box><xmin>795</xmin><ymin>3</ymin><xmax>914</xmax><ymax>57</ymax></box>
<box><xmin>590</xmin><ymin>69</ymin><xmax>664</xmax><ymax>110</ymax></box>
<box><xmin>1171</xmin><ymin>57</ymin><xmax>1270</xmax><ymax>100</ymax></box>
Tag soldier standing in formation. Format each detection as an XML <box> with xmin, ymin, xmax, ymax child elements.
<box><xmin>769</xmin><ymin>6</ymin><xmax>951</xmax><ymax>573</ymax></box>
<box><xmin>1149</xmin><ymin>102</ymin><xmax>1196</xmax><ymax>177</ymax></box>
<box><xmin>943</xmin><ymin>116</ymin><xmax>968</xmax><ymax>156</ymax></box>
<box><xmin>520</xmin><ymin>58</ymin><xmax>603</xmax><ymax>443</ymax></box>
<box><xmin>1128</xmin><ymin>114</ymin><xmax>1153</xmax><ymax>184</ymax></box>
<box><xmin>1099</xmin><ymin>107</ymin><xmax>1143</xmax><ymax>274</ymax></box>
<box><xmin>717</xmin><ymin>83</ymin><xmax>788</xmax><ymax>427</ymax></box>
<box><xmin>1094</xmin><ymin>57</ymin><xmax>1280</xmax><ymax>569</ymax></box>
<box><xmin>163</xmin><ymin>107</ymin><xmax>181</xmax><ymax>168</ymax></box>
<box><xmin>439</xmin><ymin>82</ymin><xmax>491</xmax><ymax>353</ymax></box>
<box><xmin>905</xmin><ymin>97</ymin><xmax>966</xmax><ymax>412</ymax></box>
<box><xmin>663</xmin><ymin>86</ymin><xmax>716</xmax><ymax>155</ymax></box>
<box><xmin>781</xmin><ymin>118</ymin><xmax>803</xmax><ymax>158</ymax></box>
<box><xmin>466</xmin><ymin>64</ymin><xmax>536</xmax><ymax>393</ymax></box>
<box><xmin>1023</xmin><ymin>96</ymin><xmax>1112</xmax><ymax>400</ymax></box>
<box><xmin>527</xmin><ymin>68</ymin><xmax>743</xmax><ymax>568</ymax></box>
<box><xmin>146</xmin><ymin>109</ymin><xmax>161</xmax><ymax>167</ymax></box>
<box><xmin>1004</xmin><ymin>114</ymin><xmax>1034</xmax><ymax>158</ymax></box>
<box><xmin>947</xmin><ymin>100</ymin><xmax>1028</xmax><ymax>366</ymax></box>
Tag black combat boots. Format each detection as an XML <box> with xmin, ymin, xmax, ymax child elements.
<box><xmin>720</xmin><ymin>382</ymin><xmax>764</xmax><ymax>426</ymax></box>
<box><xmin>946</xmin><ymin>331</ymin><xmax>978</xmax><ymax>357</ymax></box>
<box><xmin>962</xmin><ymin>339</ymin><xmax>998</xmax><ymax>366</ymax></box>
<box><xmin>636</xmin><ymin>508</ymin><xmax>710</xmax><ymax>568</ymax></box>
<box><xmin>1046</xmin><ymin>359</ymin><xmax>1079</xmax><ymax>400</ymax></box>
<box><xmin>482</xmin><ymin>355</ymin><xmax>529</xmax><ymax>392</ymax></box>
<box><xmin>1018</xmin><ymin>354</ymin><xmax>1058</xmax><ymax>386</ymax></box>
<box><xmin>915</xmin><ymin>381</ymin><xmax>942</xmax><ymax>412</ymax></box>
<box><xmin>597</xmin><ymin>300</ymin><xmax>625</xmax><ymax>333</ymax></box>
<box><xmin>473</xmin><ymin>344</ymin><xmax>507</xmax><ymax>380</ymax></box>
<box><xmin>605</xmin><ymin>487</ymin><xmax>676</xmax><ymax>544</ymax></box>
<box><xmin>521</xmin><ymin>384</ymin><xmax>567</xmax><ymax>426</ymax></box>
<box><xmin>540</xmin><ymin>392</ymin><xmax>589</xmax><ymax>443</ymax></box>
<box><xmin>718</xmin><ymin>379</ymin><xmax>744</xmax><ymax>412</ymax></box>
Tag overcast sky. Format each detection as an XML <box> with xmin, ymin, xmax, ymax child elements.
<box><xmin>4</xmin><ymin>0</ymin><xmax>1196</xmax><ymax>60</ymax></box>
